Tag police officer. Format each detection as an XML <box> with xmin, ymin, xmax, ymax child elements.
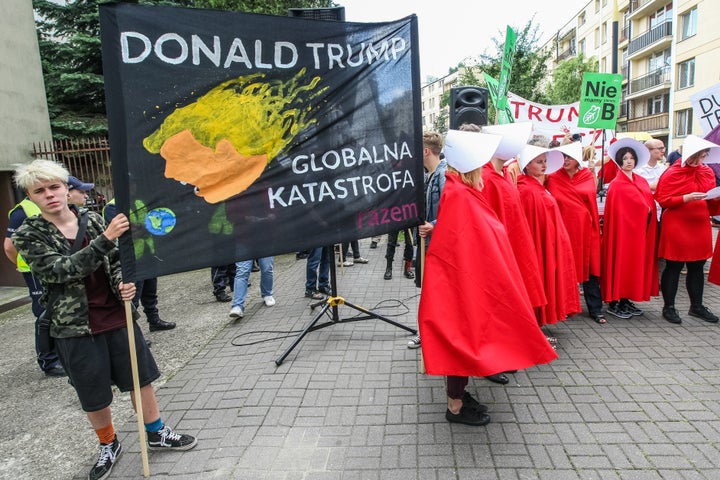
<box><xmin>4</xmin><ymin>197</ymin><xmax>65</xmax><ymax>376</ymax></box>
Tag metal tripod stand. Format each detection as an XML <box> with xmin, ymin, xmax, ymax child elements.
<box><xmin>275</xmin><ymin>245</ymin><xmax>417</xmax><ymax>366</ymax></box>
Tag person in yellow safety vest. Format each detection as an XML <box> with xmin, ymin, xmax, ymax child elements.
<box><xmin>66</xmin><ymin>175</ymin><xmax>94</xmax><ymax>207</ymax></box>
<box><xmin>103</xmin><ymin>199</ymin><xmax>175</xmax><ymax>331</ymax></box>
<box><xmin>4</xmin><ymin>197</ymin><xmax>66</xmax><ymax>376</ymax></box>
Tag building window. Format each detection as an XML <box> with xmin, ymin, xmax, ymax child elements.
<box><xmin>646</xmin><ymin>94</ymin><xmax>668</xmax><ymax>115</ymax></box>
<box><xmin>602</xmin><ymin>22</ymin><xmax>607</xmax><ymax>44</ymax></box>
<box><xmin>594</xmin><ymin>28</ymin><xmax>599</xmax><ymax>48</ymax></box>
<box><xmin>579</xmin><ymin>38</ymin><xmax>586</xmax><ymax>56</ymax></box>
<box><xmin>650</xmin><ymin>4</ymin><xmax>672</xmax><ymax>29</ymax></box>
<box><xmin>676</xmin><ymin>109</ymin><xmax>692</xmax><ymax>137</ymax></box>
<box><xmin>579</xmin><ymin>11</ymin><xmax>586</xmax><ymax>26</ymax></box>
<box><xmin>680</xmin><ymin>8</ymin><xmax>697</xmax><ymax>40</ymax></box>
<box><xmin>601</xmin><ymin>57</ymin><xmax>607</xmax><ymax>72</ymax></box>
<box><xmin>678</xmin><ymin>58</ymin><xmax>695</xmax><ymax>89</ymax></box>
<box><xmin>595</xmin><ymin>0</ymin><xmax>600</xmax><ymax>13</ymax></box>
<box><xmin>648</xmin><ymin>49</ymin><xmax>670</xmax><ymax>72</ymax></box>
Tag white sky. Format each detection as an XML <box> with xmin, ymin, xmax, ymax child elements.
<box><xmin>339</xmin><ymin>0</ymin><xmax>590</xmax><ymax>80</ymax></box>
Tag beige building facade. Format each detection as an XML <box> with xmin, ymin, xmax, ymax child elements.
<box><xmin>1</xmin><ymin>0</ymin><xmax>52</xmax><ymax>169</ymax></box>
<box><xmin>0</xmin><ymin>0</ymin><xmax>53</xmax><ymax>285</ymax></box>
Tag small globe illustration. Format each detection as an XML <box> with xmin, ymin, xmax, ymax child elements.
<box><xmin>145</xmin><ymin>208</ymin><xmax>176</xmax><ymax>236</ymax></box>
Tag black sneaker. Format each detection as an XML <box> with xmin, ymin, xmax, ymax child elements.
<box><xmin>215</xmin><ymin>291</ymin><xmax>232</xmax><ymax>302</ymax></box>
<box><xmin>407</xmin><ymin>335</ymin><xmax>421</xmax><ymax>349</ymax></box>
<box><xmin>304</xmin><ymin>289</ymin><xmax>325</xmax><ymax>300</ymax></box>
<box><xmin>620</xmin><ymin>300</ymin><xmax>643</xmax><ymax>316</ymax></box>
<box><xmin>688</xmin><ymin>305</ymin><xmax>719</xmax><ymax>323</ymax></box>
<box><xmin>607</xmin><ymin>303</ymin><xmax>632</xmax><ymax>319</ymax></box>
<box><xmin>318</xmin><ymin>285</ymin><xmax>332</xmax><ymax>295</ymax></box>
<box><xmin>88</xmin><ymin>437</ymin><xmax>122</xmax><ymax>480</ymax></box>
<box><xmin>445</xmin><ymin>405</ymin><xmax>491</xmax><ymax>426</ymax></box>
<box><xmin>662</xmin><ymin>306</ymin><xmax>682</xmax><ymax>324</ymax></box>
<box><xmin>147</xmin><ymin>425</ymin><xmax>197</xmax><ymax>451</ymax></box>
<box><xmin>462</xmin><ymin>392</ymin><xmax>489</xmax><ymax>413</ymax></box>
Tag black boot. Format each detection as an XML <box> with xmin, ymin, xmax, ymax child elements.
<box><xmin>149</xmin><ymin>318</ymin><xmax>176</xmax><ymax>331</ymax></box>
<box><xmin>403</xmin><ymin>260</ymin><xmax>415</xmax><ymax>279</ymax></box>
<box><xmin>384</xmin><ymin>259</ymin><xmax>393</xmax><ymax>280</ymax></box>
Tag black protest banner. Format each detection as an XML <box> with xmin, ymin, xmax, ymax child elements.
<box><xmin>99</xmin><ymin>3</ymin><xmax>423</xmax><ymax>281</ymax></box>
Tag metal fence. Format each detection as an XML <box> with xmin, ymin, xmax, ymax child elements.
<box><xmin>32</xmin><ymin>137</ymin><xmax>113</xmax><ymax>211</ymax></box>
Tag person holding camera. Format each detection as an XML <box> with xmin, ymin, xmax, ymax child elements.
<box><xmin>11</xmin><ymin>160</ymin><xmax>197</xmax><ymax>480</ymax></box>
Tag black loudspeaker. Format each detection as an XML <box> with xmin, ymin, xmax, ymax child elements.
<box><xmin>288</xmin><ymin>7</ymin><xmax>345</xmax><ymax>21</ymax></box>
<box><xmin>449</xmin><ymin>86</ymin><xmax>488</xmax><ymax>129</ymax></box>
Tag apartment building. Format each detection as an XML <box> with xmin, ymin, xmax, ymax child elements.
<box><xmin>543</xmin><ymin>0</ymin><xmax>720</xmax><ymax>151</ymax></box>
<box><xmin>420</xmin><ymin>70</ymin><xmax>460</xmax><ymax>132</ymax></box>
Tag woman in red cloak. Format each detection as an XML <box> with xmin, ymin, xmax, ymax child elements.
<box><xmin>418</xmin><ymin>130</ymin><xmax>557</xmax><ymax>427</ymax></box>
<box><xmin>656</xmin><ymin>135</ymin><xmax>720</xmax><ymax>324</ymax></box>
<box><xmin>600</xmin><ymin>138</ymin><xmax>658</xmax><ymax>319</ymax></box>
<box><xmin>516</xmin><ymin>144</ymin><xmax>581</xmax><ymax>328</ymax></box>
<box><xmin>546</xmin><ymin>142</ymin><xmax>604</xmax><ymax>323</ymax></box>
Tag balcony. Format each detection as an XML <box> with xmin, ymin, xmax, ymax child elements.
<box><xmin>625</xmin><ymin>112</ymin><xmax>669</xmax><ymax>132</ymax></box>
<box><xmin>619</xmin><ymin>25</ymin><xmax>630</xmax><ymax>44</ymax></box>
<box><xmin>628</xmin><ymin>20</ymin><xmax>672</xmax><ymax>57</ymax></box>
<box><xmin>557</xmin><ymin>46</ymin><xmax>576</xmax><ymax>62</ymax></box>
<box><xmin>629</xmin><ymin>0</ymin><xmax>654</xmax><ymax>14</ymax></box>
<box><xmin>628</xmin><ymin>67</ymin><xmax>670</xmax><ymax>96</ymax></box>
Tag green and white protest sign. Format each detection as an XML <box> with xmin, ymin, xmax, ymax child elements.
<box><xmin>577</xmin><ymin>72</ymin><xmax>623</xmax><ymax>129</ymax></box>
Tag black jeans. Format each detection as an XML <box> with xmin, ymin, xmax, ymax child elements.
<box><xmin>661</xmin><ymin>259</ymin><xmax>705</xmax><ymax>308</ymax></box>
<box><xmin>385</xmin><ymin>230</ymin><xmax>413</xmax><ymax>262</ymax></box>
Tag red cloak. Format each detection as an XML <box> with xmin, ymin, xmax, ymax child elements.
<box><xmin>598</xmin><ymin>157</ymin><xmax>619</xmax><ymax>184</ymax></box>
<box><xmin>546</xmin><ymin>168</ymin><xmax>601</xmax><ymax>282</ymax></box>
<box><xmin>517</xmin><ymin>175</ymin><xmax>581</xmax><ymax>325</ymax></box>
<box><xmin>709</xmin><ymin>237</ymin><xmax>720</xmax><ymax>285</ymax></box>
<box><xmin>655</xmin><ymin>162</ymin><xmax>720</xmax><ymax>261</ymax></box>
<box><xmin>481</xmin><ymin>163</ymin><xmax>547</xmax><ymax>308</ymax></box>
<box><xmin>418</xmin><ymin>173</ymin><xmax>558</xmax><ymax>377</ymax></box>
<box><xmin>600</xmin><ymin>172</ymin><xmax>659</xmax><ymax>302</ymax></box>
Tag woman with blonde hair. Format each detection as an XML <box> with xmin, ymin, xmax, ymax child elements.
<box><xmin>418</xmin><ymin>130</ymin><xmax>557</xmax><ymax>427</ymax></box>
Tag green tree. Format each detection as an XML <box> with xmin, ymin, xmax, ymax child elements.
<box><xmin>34</xmin><ymin>0</ymin><xmax>334</xmax><ymax>139</ymax></box>
<box><xmin>433</xmin><ymin>90</ymin><xmax>451</xmax><ymax>133</ymax></box>
<box><xmin>545</xmin><ymin>54</ymin><xmax>598</xmax><ymax>104</ymax></box>
<box><xmin>467</xmin><ymin>19</ymin><xmax>551</xmax><ymax>124</ymax></box>
<box><xmin>193</xmin><ymin>0</ymin><xmax>334</xmax><ymax>15</ymax></box>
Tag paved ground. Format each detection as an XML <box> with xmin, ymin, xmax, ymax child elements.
<box><xmin>4</xmin><ymin>236</ymin><xmax>720</xmax><ymax>479</ymax></box>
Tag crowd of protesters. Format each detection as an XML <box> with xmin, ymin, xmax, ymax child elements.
<box><xmin>417</xmin><ymin>124</ymin><xmax>720</xmax><ymax>426</ymax></box>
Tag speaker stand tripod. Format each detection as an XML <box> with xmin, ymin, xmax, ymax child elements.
<box><xmin>275</xmin><ymin>245</ymin><xmax>417</xmax><ymax>366</ymax></box>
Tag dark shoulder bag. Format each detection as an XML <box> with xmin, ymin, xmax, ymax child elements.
<box><xmin>36</xmin><ymin>212</ymin><xmax>89</xmax><ymax>353</ymax></box>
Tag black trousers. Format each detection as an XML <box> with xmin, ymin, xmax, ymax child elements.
<box><xmin>211</xmin><ymin>264</ymin><xmax>236</xmax><ymax>294</ymax></box>
<box><xmin>661</xmin><ymin>259</ymin><xmax>705</xmax><ymax>307</ymax></box>
<box><xmin>385</xmin><ymin>230</ymin><xmax>413</xmax><ymax>262</ymax></box>
<box><xmin>133</xmin><ymin>277</ymin><xmax>159</xmax><ymax>322</ymax></box>
<box><xmin>583</xmin><ymin>275</ymin><xmax>603</xmax><ymax>316</ymax></box>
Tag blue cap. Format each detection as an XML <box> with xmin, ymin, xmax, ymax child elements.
<box><xmin>67</xmin><ymin>175</ymin><xmax>94</xmax><ymax>191</ymax></box>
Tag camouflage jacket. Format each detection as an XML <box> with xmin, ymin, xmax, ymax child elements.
<box><xmin>12</xmin><ymin>209</ymin><xmax>126</xmax><ymax>338</ymax></box>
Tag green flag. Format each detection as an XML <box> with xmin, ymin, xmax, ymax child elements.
<box><xmin>577</xmin><ymin>72</ymin><xmax>623</xmax><ymax>129</ymax></box>
<box><xmin>483</xmin><ymin>73</ymin><xmax>514</xmax><ymax>124</ymax></box>
<box><xmin>496</xmin><ymin>26</ymin><xmax>517</xmax><ymax>124</ymax></box>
